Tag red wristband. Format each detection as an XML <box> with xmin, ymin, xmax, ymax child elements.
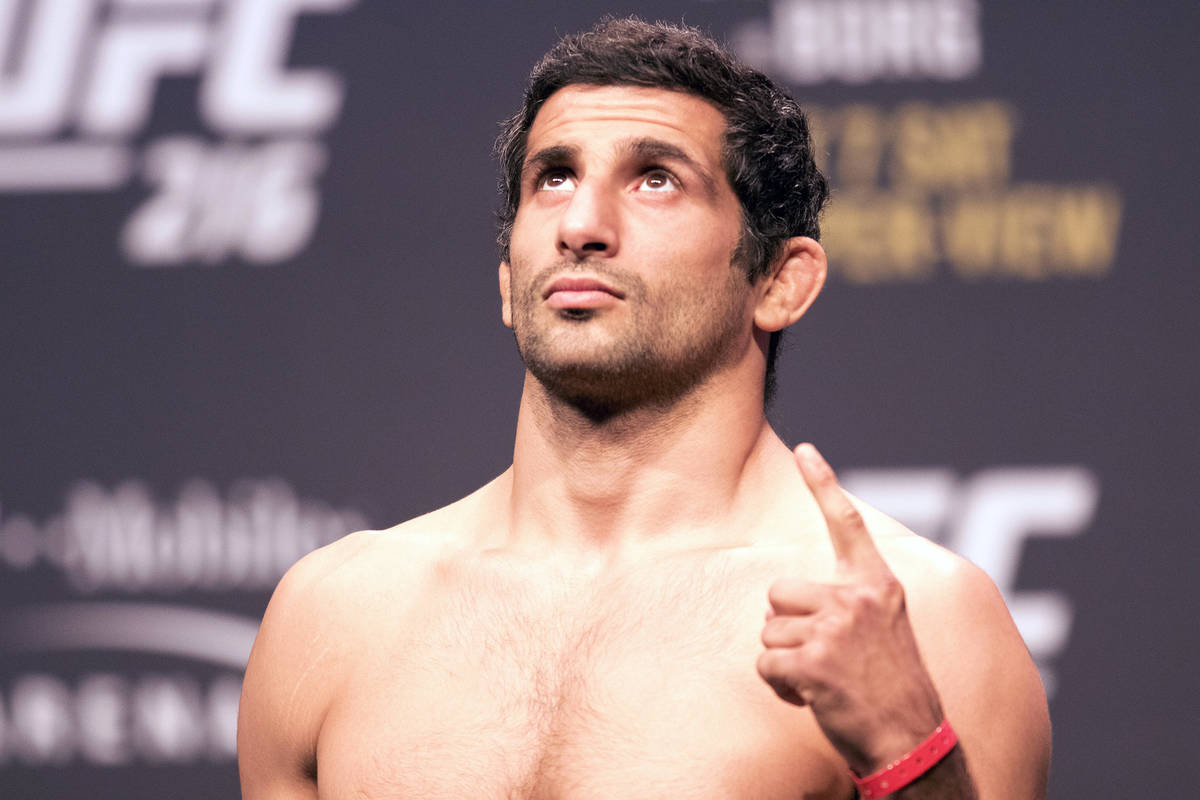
<box><xmin>851</xmin><ymin>719</ymin><xmax>959</xmax><ymax>799</ymax></box>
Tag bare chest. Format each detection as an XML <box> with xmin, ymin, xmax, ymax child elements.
<box><xmin>316</xmin><ymin>556</ymin><xmax>851</xmax><ymax>800</ymax></box>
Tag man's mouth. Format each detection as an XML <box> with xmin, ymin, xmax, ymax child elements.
<box><xmin>542</xmin><ymin>276</ymin><xmax>624</xmax><ymax>310</ymax></box>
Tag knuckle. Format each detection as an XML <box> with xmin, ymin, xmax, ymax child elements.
<box><xmin>838</xmin><ymin>585</ymin><xmax>882</xmax><ymax>620</ymax></box>
<box><xmin>865</xmin><ymin>575</ymin><xmax>905</xmax><ymax>613</ymax></box>
<box><xmin>836</xmin><ymin>504</ymin><xmax>864</xmax><ymax>528</ymax></box>
<box><xmin>839</xmin><ymin>578</ymin><xmax>903</xmax><ymax>615</ymax></box>
<box><xmin>780</xmin><ymin>647</ymin><xmax>807</xmax><ymax>676</ymax></box>
<box><xmin>803</xmin><ymin>639</ymin><xmax>828</xmax><ymax>667</ymax></box>
<box><xmin>762</xmin><ymin>617</ymin><xmax>801</xmax><ymax>648</ymax></box>
<box><xmin>759</xmin><ymin>645</ymin><xmax>809</xmax><ymax>683</ymax></box>
<box><xmin>878</xmin><ymin>574</ymin><xmax>904</xmax><ymax>601</ymax></box>
<box><xmin>849</xmin><ymin>587</ymin><xmax>876</xmax><ymax>613</ymax></box>
<box><xmin>814</xmin><ymin>613</ymin><xmax>845</xmax><ymax>638</ymax></box>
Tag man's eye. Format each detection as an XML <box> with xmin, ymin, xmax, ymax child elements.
<box><xmin>638</xmin><ymin>171</ymin><xmax>677</xmax><ymax>192</ymax></box>
<box><xmin>538</xmin><ymin>171</ymin><xmax>575</xmax><ymax>191</ymax></box>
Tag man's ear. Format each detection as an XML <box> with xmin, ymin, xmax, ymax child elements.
<box><xmin>753</xmin><ymin>236</ymin><xmax>827</xmax><ymax>332</ymax></box>
<box><xmin>499</xmin><ymin>262</ymin><xmax>513</xmax><ymax>328</ymax></box>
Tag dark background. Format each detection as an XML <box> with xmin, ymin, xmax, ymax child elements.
<box><xmin>2</xmin><ymin>1</ymin><xmax>1197</xmax><ymax>796</ymax></box>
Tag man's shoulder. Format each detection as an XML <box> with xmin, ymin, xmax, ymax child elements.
<box><xmin>846</xmin><ymin>491</ymin><xmax>996</xmax><ymax>600</ymax></box>
<box><xmin>246</xmin><ymin>527</ymin><xmax>429</xmax><ymax>676</ymax></box>
<box><xmin>859</xmin><ymin>495</ymin><xmax>1047</xmax><ymax>710</ymax></box>
<box><xmin>274</xmin><ymin>487</ymin><xmax>489</xmax><ymax>608</ymax></box>
<box><xmin>238</xmin><ymin>483</ymin><xmax>499</xmax><ymax>775</ymax></box>
<box><xmin>842</xmin><ymin>491</ymin><xmax>1029</xmax><ymax>654</ymax></box>
<box><xmin>296</xmin><ymin>470</ymin><xmax>509</xmax><ymax>577</ymax></box>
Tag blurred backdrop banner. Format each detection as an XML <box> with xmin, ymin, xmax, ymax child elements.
<box><xmin>2</xmin><ymin>1</ymin><xmax>1196</xmax><ymax>797</ymax></box>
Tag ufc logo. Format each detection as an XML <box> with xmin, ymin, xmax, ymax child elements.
<box><xmin>0</xmin><ymin>0</ymin><xmax>354</xmax><ymax>138</ymax></box>
<box><xmin>841</xmin><ymin>465</ymin><xmax>1099</xmax><ymax>694</ymax></box>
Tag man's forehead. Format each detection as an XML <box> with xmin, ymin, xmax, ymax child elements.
<box><xmin>525</xmin><ymin>85</ymin><xmax>728</xmax><ymax>164</ymax></box>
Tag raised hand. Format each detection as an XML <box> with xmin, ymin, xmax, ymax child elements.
<box><xmin>756</xmin><ymin>443</ymin><xmax>946</xmax><ymax>776</ymax></box>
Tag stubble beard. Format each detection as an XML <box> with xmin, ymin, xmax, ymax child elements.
<box><xmin>509</xmin><ymin>257</ymin><xmax>751</xmax><ymax>420</ymax></box>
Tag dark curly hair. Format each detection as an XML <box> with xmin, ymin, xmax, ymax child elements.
<box><xmin>494</xmin><ymin>17</ymin><xmax>828</xmax><ymax>399</ymax></box>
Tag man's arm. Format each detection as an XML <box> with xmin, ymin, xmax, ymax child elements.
<box><xmin>238</xmin><ymin>537</ymin><xmax>367</xmax><ymax>799</ymax></box>
<box><xmin>757</xmin><ymin>444</ymin><xmax>1049</xmax><ymax>799</ymax></box>
<box><xmin>895</xmin><ymin>544</ymin><xmax>1050</xmax><ymax>799</ymax></box>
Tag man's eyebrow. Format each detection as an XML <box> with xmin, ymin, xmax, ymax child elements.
<box><xmin>621</xmin><ymin>137</ymin><xmax>719</xmax><ymax>197</ymax></box>
<box><xmin>522</xmin><ymin>145</ymin><xmax>578</xmax><ymax>179</ymax></box>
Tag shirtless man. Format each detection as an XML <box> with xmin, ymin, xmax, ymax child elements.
<box><xmin>238</xmin><ymin>18</ymin><xmax>1050</xmax><ymax>799</ymax></box>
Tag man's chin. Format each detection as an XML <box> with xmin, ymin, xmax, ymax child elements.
<box><xmin>527</xmin><ymin>358</ymin><xmax>635</xmax><ymax>398</ymax></box>
<box><xmin>514</xmin><ymin>318</ymin><xmax>741</xmax><ymax>417</ymax></box>
<box><xmin>523</xmin><ymin>354</ymin><xmax>708</xmax><ymax>420</ymax></box>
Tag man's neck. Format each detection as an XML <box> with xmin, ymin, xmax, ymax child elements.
<box><xmin>502</xmin><ymin>364</ymin><xmax>795</xmax><ymax>559</ymax></box>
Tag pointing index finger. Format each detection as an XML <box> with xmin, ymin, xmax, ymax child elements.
<box><xmin>795</xmin><ymin>442</ymin><xmax>888</xmax><ymax>575</ymax></box>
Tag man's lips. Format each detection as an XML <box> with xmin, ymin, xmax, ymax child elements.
<box><xmin>542</xmin><ymin>276</ymin><xmax>624</xmax><ymax>310</ymax></box>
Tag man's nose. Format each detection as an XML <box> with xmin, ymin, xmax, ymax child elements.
<box><xmin>557</xmin><ymin>183</ymin><xmax>619</xmax><ymax>260</ymax></box>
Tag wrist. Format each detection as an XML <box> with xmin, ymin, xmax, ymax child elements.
<box><xmin>847</xmin><ymin>705</ymin><xmax>944</xmax><ymax>776</ymax></box>
<box><xmin>851</xmin><ymin>719</ymin><xmax>959</xmax><ymax>799</ymax></box>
